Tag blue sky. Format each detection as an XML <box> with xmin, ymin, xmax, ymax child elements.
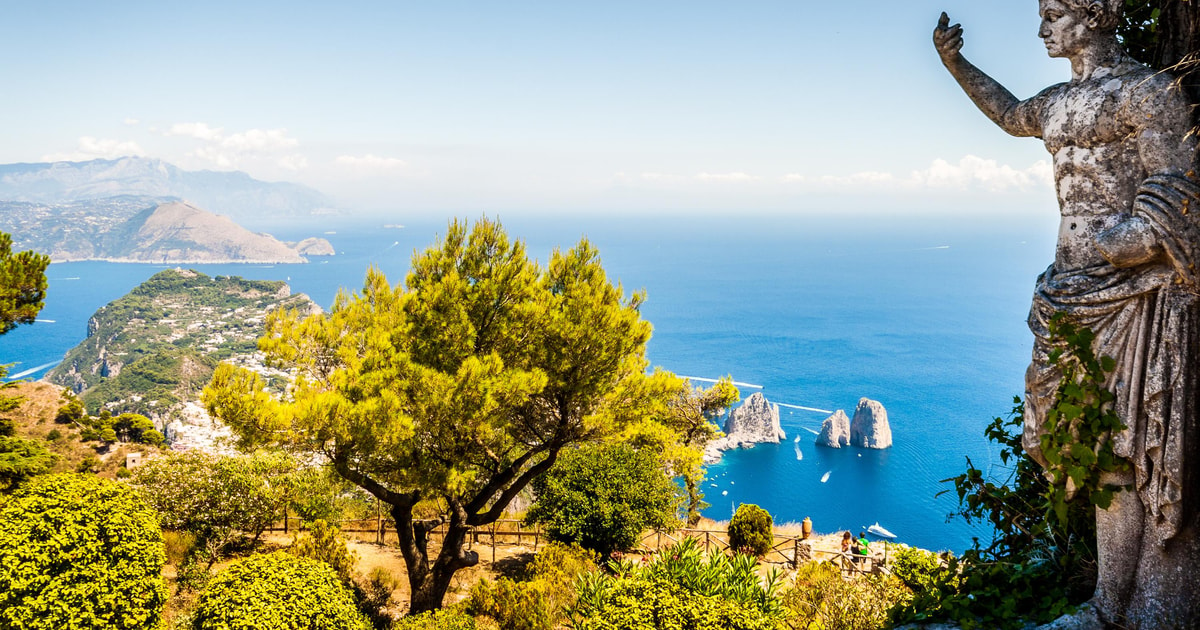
<box><xmin>1</xmin><ymin>1</ymin><xmax>1072</xmax><ymax>216</ymax></box>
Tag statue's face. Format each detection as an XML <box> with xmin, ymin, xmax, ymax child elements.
<box><xmin>1038</xmin><ymin>0</ymin><xmax>1092</xmax><ymax>58</ymax></box>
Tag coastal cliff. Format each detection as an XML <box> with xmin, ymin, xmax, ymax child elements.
<box><xmin>704</xmin><ymin>392</ymin><xmax>786</xmax><ymax>463</ymax></box>
<box><xmin>45</xmin><ymin>268</ymin><xmax>320</xmax><ymax>452</ymax></box>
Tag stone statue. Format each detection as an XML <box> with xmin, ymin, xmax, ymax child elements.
<box><xmin>934</xmin><ymin>2</ymin><xmax>1200</xmax><ymax>628</ymax></box>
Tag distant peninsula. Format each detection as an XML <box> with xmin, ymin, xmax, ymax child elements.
<box><xmin>45</xmin><ymin>268</ymin><xmax>320</xmax><ymax>451</ymax></box>
<box><xmin>1</xmin><ymin>199</ymin><xmax>334</xmax><ymax>264</ymax></box>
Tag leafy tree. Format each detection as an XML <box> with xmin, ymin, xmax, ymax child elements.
<box><xmin>0</xmin><ymin>474</ymin><xmax>166</xmax><ymax>629</ymax></box>
<box><xmin>526</xmin><ymin>443</ymin><xmax>679</xmax><ymax>557</ymax></box>
<box><xmin>204</xmin><ymin>218</ymin><xmax>686</xmax><ymax>613</ymax></box>
<box><xmin>0</xmin><ymin>230</ymin><xmax>49</xmax><ymax>336</ymax></box>
<box><xmin>190</xmin><ymin>551</ymin><xmax>370</xmax><ymax>630</ymax></box>
<box><xmin>728</xmin><ymin>504</ymin><xmax>774</xmax><ymax>557</ymax></box>
<box><xmin>621</xmin><ymin>375</ymin><xmax>739</xmax><ymax>526</ymax></box>
<box><xmin>130</xmin><ymin>450</ymin><xmax>295</xmax><ymax>565</ymax></box>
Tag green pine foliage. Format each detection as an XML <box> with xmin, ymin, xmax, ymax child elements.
<box><xmin>728</xmin><ymin>504</ymin><xmax>774</xmax><ymax>557</ymax></box>
<box><xmin>189</xmin><ymin>551</ymin><xmax>370</xmax><ymax>630</ymax></box>
<box><xmin>204</xmin><ymin>217</ymin><xmax>696</xmax><ymax>613</ymax></box>
<box><xmin>0</xmin><ymin>231</ymin><xmax>49</xmax><ymax>336</ymax></box>
<box><xmin>0</xmin><ymin>474</ymin><xmax>166</xmax><ymax>630</ymax></box>
<box><xmin>526</xmin><ymin>443</ymin><xmax>680</xmax><ymax>557</ymax></box>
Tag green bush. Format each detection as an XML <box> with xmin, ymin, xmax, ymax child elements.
<box><xmin>570</xmin><ymin>538</ymin><xmax>786</xmax><ymax>629</ymax></box>
<box><xmin>572</xmin><ymin>577</ymin><xmax>780</xmax><ymax>630</ymax></box>
<box><xmin>526</xmin><ymin>443</ymin><xmax>679</xmax><ymax>557</ymax></box>
<box><xmin>395</xmin><ymin>607</ymin><xmax>477</xmax><ymax>630</ymax></box>
<box><xmin>190</xmin><ymin>551</ymin><xmax>369</xmax><ymax>630</ymax></box>
<box><xmin>782</xmin><ymin>561</ymin><xmax>912</xmax><ymax>630</ymax></box>
<box><xmin>0</xmin><ymin>473</ymin><xmax>166</xmax><ymax>629</ymax></box>
<box><xmin>467</xmin><ymin>542</ymin><xmax>598</xmax><ymax>630</ymax></box>
<box><xmin>728</xmin><ymin>504</ymin><xmax>773</xmax><ymax>556</ymax></box>
<box><xmin>0</xmin><ymin>436</ymin><xmax>55</xmax><ymax>491</ymax></box>
<box><xmin>289</xmin><ymin>519</ymin><xmax>358</xmax><ymax>583</ymax></box>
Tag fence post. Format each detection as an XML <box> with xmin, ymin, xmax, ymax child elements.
<box><xmin>492</xmin><ymin>522</ymin><xmax>497</xmax><ymax>565</ymax></box>
<box><xmin>793</xmin><ymin>539</ymin><xmax>799</xmax><ymax>568</ymax></box>
<box><xmin>705</xmin><ymin>531</ymin><xmax>710</xmax><ymax>554</ymax></box>
<box><xmin>283</xmin><ymin>506</ymin><xmax>289</xmax><ymax>535</ymax></box>
<box><xmin>376</xmin><ymin>499</ymin><xmax>383</xmax><ymax>545</ymax></box>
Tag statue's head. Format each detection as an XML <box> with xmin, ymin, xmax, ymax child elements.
<box><xmin>1038</xmin><ymin>0</ymin><xmax>1121</xmax><ymax>58</ymax></box>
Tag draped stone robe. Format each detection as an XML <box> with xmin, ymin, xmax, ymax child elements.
<box><xmin>1025</xmin><ymin>174</ymin><xmax>1200</xmax><ymax>545</ymax></box>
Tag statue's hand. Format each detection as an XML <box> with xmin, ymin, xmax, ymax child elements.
<box><xmin>934</xmin><ymin>12</ymin><xmax>964</xmax><ymax>64</ymax></box>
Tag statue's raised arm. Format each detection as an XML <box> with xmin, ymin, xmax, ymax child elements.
<box><xmin>933</xmin><ymin>12</ymin><xmax>1038</xmax><ymax>138</ymax></box>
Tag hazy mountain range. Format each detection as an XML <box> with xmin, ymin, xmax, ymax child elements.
<box><xmin>0</xmin><ymin>156</ymin><xmax>333</xmax><ymax>223</ymax></box>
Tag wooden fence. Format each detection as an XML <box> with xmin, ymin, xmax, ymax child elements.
<box><xmin>270</xmin><ymin>517</ymin><xmax>890</xmax><ymax>577</ymax></box>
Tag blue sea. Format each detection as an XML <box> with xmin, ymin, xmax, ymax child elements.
<box><xmin>0</xmin><ymin>212</ymin><xmax>1058</xmax><ymax>553</ymax></box>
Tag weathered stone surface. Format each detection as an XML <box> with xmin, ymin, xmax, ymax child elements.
<box><xmin>850</xmin><ymin>398</ymin><xmax>892</xmax><ymax>449</ymax></box>
<box><xmin>936</xmin><ymin>3</ymin><xmax>1200</xmax><ymax>627</ymax></box>
<box><xmin>815</xmin><ymin>410</ymin><xmax>851</xmax><ymax>448</ymax></box>
<box><xmin>703</xmin><ymin>392</ymin><xmax>785</xmax><ymax>463</ymax></box>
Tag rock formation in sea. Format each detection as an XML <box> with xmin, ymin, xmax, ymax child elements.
<box><xmin>849</xmin><ymin>397</ymin><xmax>892</xmax><ymax>449</ymax></box>
<box><xmin>815</xmin><ymin>409</ymin><xmax>851</xmax><ymax>448</ymax></box>
<box><xmin>291</xmin><ymin>236</ymin><xmax>336</xmax><ymax>256</ymax></box>
<box><xmin>704</xmin><ymin>392</ymin><xmax>786</xmax><ymax>463</ymax></box>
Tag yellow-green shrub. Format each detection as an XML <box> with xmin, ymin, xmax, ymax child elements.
<box><xmin>395</xmin><ymin>606</ymin><xmax>477</xmax><ymax>630</ymax></box>
<box><xmin>0</xmin><ymin>473</ymin><xmax>167</xmax><ymax>630</ymax></box>
<box><xmin>782</xmin><ymin>561</ymin><xmax>912</xmax><ymax>630</ymax></box>
<box><xmin>190</xmin><ymin>551</ymin><xmax>369</xmax><ymax>630</ymax></box>
<box><xmin>466</xmin><ymin>542</ymin><xmax>599</xmax><ymax>630</ymax></box>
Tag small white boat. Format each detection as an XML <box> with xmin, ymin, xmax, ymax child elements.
<box><xmin>867</xmin><ymin>522</ymin><xmax>897</xmax><ymax>539</ymax></box>
<box><xmin>820</xmin><ymin>471</ymin><xmax>831</xmax><ymax>483</ymax></box>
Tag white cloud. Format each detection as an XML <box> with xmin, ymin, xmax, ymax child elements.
<box><xmin>220</xmin><ymin>128</ymin><xmax>299</xmax><ymax>153</ymax></box>
<box><xmin>334</xmin><ymin>154</ymin><xmax>407</xmax><ymax>170</ymax></box>
<box><xmin>123</xmin><ymin>117</ymin><xmax>140</xmax><ymax>126</ymax></box>
<box><xmin>164</xmin><ymin>122</ymin><xmax>303</xmax><ymax>169</ymax></box>
<box><xmin>695</xmin><ymin>172</ymin><xmax>761</xmax><ymax>182</ymax></box>
<box><xmin>165</xmin><ymin>122</ymin><xmax>224</xmax><ymax>141</ymax></box>
<box><xmin>277</xmin><ymin>154</ymin><xmax>309</xmax><ymax>171</ymax></box>
<box><xmin>41</xmin><ymin>136</ymin><xmax>145</xmax><ymax>162</ymax></box>
<box><xmin>782</xmin><ymin>156</ymin><xmax>1053</xmax><ymax>193</ymax></box>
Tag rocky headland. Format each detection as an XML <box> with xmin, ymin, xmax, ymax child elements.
<box><xmin>815</xmin><ymin>397</ymin><xmax>892</xmax><ymax>449</ymax></box>
<box><xmin>704</xmin><ymin>392</ymin><xmax>786</xmax><ymax>463</ymax></box>
<box><xmin>0</xmin><ymin>195</ymin><xmax>336</xmax><ymax>264</ymax></box>
<box><xmin>45</xmin><ymin>268</ymin><xmax>320</xmax><ymax>452</ymax></box>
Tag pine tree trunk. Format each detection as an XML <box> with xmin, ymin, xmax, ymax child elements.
<box><xmin>1156</xmin><ymin>1</ymin><xmax>1200</xmax><ymax>117</ymax></box>
<box><xmin>392</xmin><ymin>503</ymin><xmax>480</xmax><ymax>616</ymax></box>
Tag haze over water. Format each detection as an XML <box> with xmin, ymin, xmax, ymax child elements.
<box><xmin>0</xmin><ymin>212</ymin><xmax>1057</xmax><ymax>553</ymax></box>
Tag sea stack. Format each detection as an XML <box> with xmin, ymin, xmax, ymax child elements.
<box><xmin>849</xmin><ymin>397</ymin><xmax>892</xmax><ymax>449</ymax></box>
<box><xmin>703</xmin><ymin>392</ymin><xmax>786</xmax><ymax>463</ymax></box>
<box><xmin>815</xmin><ymin>409</ymin><xmax>851</xmax><ymax>448</ymax></box>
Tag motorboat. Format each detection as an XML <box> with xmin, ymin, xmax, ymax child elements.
<box><xmin>867</xmin><ymin>522</ymin><xmax>897</xmax><ymax>539</ymax></box>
